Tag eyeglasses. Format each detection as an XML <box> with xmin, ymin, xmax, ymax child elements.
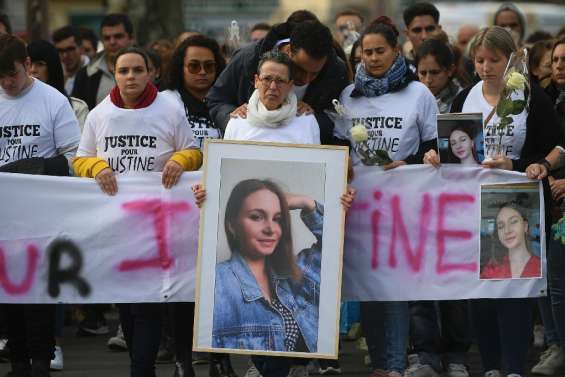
<box><xmin>185</xmin><ymin>60</ymin><xmax>216</xmax><ymax>74</ymax></box>
<box><xmin>258</xmin><ymin>75</ymin><xmax>290</xmax><ymax>86</ymax></box>
<box><xmin>57</xmin><ymin>46</ymin><xmax>78</xmax><ymax>54</ymax></box>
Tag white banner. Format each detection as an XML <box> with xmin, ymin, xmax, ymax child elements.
<box><xmin>0</xmin><ymin>166</ymin><xmax>548</xmax><ymax>303</ymax></box>
<box><xmin>0</xmin><ymin>172</ymin><xmax>201</xmax><ymax>304</ymax></box>
<box><xmin>342</xmin><ymin>165</ymin><xmax>546</xmax><ymax>301</ymax></box>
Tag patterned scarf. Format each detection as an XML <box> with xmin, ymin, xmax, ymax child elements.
<box><xmin>110</xmin><ymin>82</ymin><xmax>158</xmax><ymax>109</ymax></box>
<box><xmin>354</xmin><ymin>54</ymin><xmax>408</xmax><ymax>97</ymax></box>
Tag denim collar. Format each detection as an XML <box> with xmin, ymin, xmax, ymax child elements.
<box><xmin>228</xmin><ymin>252</ymin><xmax>291</xmax><ymax>302</ymax></box>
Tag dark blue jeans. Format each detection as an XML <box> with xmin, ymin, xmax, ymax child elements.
<box><xmin>470</xmin><ymin>298</ymin><xmax>532</xmax><ymax>375</ymax></box>
<box><xmin>119</xmin><ymin>303</ymin><xmax>162</xmax><ymax>377</ymax></box>
<box><xmin>361</xmin><ymin>301</ymin><xmax>409</xmax><ymax>373</ymax></box>
<box><xmin>548</xmin><ymin>237</ymin><xmax>565</xmax><ymax>349</ymax></box>
<box><xmin>409</xmin><ymin>300</ymin><xmax>471</xmax><ymax>371</ymax></box>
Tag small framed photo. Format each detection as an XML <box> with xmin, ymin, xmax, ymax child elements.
<box><xmin>437</xmin><ymin>113</ymin><xmax>484</xmax><ymax>165</ymax></box>
<box><xmin>479</xmin><ymin>182</ymin><xmax>543</xmax><ymax>280</ymax></box>
<box><xmin>193</xmin><ymin>140</ymin><xmax>349</xmax><ymax>358</ymax></box>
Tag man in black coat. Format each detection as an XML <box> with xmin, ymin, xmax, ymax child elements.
<box><xmin>71</xmin><ymin>13</ymin><xmax>134</xmax><ymax>110</ymax></box>
<box><xmin>207</xmin><ymin>19</ymin><xmax>349</xmax><ymax>146</ymax></box>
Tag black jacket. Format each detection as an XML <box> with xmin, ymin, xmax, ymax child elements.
<box><xmin>451</xmin><ymin>81</ymin><xmax>564</xmax><ymax>172</ymax></box>
<box><xmin>71</xmin><ymin>66</ymin><xmax>103</xmax><ymax>111</ymax></box>
<box><xmin>206</xmin><ymin>22</ymin><xmax>350</xmax><ymax>146</ymax></box>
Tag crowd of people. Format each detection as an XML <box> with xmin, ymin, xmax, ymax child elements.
<box><xmin>0</xmin><ymin>2</ymin><xmax>565</xmax><ymax>377</ymax></box>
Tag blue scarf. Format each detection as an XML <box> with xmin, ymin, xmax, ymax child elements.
<box><xmin>354</xmin><ymin>54</ymin><xmax>408</xmax><ymax>97</ymax></box>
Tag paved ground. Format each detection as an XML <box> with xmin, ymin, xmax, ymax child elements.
<box><xmin>0</xmin><ymin>318</ymin><xmax>552</xmax><ymax>377</ymax></box>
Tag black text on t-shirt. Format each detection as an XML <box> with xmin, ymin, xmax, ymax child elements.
<box><xmin>0</xmin><ymin>124</ymin><xmax>41</xmax><ymax>164</ymax></box>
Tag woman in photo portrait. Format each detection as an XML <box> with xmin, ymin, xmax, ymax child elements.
<box><xmin>481</xmin><ymin>202</ymin><xmax>541</xmax><ymax>279</ymax></box>
<box><xmin>212</xmin><ymin>178</ymin><xmax>323</xmax><ymax>353</ymax></box>
<box><xmin>193</xmin><ymin>49</ymin><xmax>355</xmax><ymax>375</ymax></box>
<box><xmin>445</xmin><ymin>124</ymin><xmax>481</xmax><ymax>165</ymax></box>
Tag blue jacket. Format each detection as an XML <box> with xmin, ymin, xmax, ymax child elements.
<box><xmin>212</xmin><ymin>202</ymin><xmax>324</xmax><ymax>352</ymax></box>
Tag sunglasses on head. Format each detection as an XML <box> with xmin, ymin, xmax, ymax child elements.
<box><xmin>186</xmin><ymin>60</ymin><xmax>216</xmax><ymax>74</ymax></box>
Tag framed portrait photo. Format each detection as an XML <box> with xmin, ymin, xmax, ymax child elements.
<box><xmin>437</xmin><ymin>113</ymin><xmax>484</xmax><ymax>165</ymax></box>
<box><xmin>479</xmin><ymin>182</ymin><xmax>543</xmax><ymax>281</ymax></box>
<box><xmin>193</xmin><ymin>140</ymin><xmax>349</xmax><ymax>359</ymax></box>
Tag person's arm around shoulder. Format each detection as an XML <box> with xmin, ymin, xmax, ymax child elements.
<box><xmin>207</xmin><ymin>48</ymin><xmax>251</xmax><ymax>131</ymax></box>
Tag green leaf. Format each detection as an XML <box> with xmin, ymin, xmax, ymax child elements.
<box><xmin>496</xmin><ymin>98</ymin><xmax>514</xmax><ymax>117</ymax></box>
<box><xmin>510</xmin><ymin>100</ymin><xmax>526</xmax><ymax>114</ymax></box>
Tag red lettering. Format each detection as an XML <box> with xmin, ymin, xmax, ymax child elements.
<box><xmin>118</xmin><ymin>199</ymin><xmax>190</xmax><ymax>272</ymax></box>
<box><xmin>388</xmin><ymin>194</ymin><xmax>432</xmax><ymax>272</ymax></box>
<box><xmin>371</xmin><ymin>191</ymin><xmax>382</xmax><ymax>269</ymax></box>
<box><xmin>0</xmin><ymin>245</ymin><xmax>39</xmax><ymax>295</ymax></box>
<box><xmin>436</xmin><ymin>193</ymin><xmax>477</xmax><ymax>274</ymax></box>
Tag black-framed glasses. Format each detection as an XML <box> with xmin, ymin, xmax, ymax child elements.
<box><xmin>258</xmin><ymin>75</ymin><xmax>290</xmax><ymax>86</ymax></box>
<box><xmin>185</xmin><ymin>60</ymin><xmax>216</xmax><ymax>74</ymax></box>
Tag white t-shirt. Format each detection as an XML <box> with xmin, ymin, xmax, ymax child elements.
<box><xmin>335</xmin><ymin>81</ymin><xmax>438</xmax><ymax>165</ymax></box>
<box><xmin>160</xmin><ymin>90</ymin><xmax>221</xmax><ymax>149</ymax></box>
<box><xmin>462</xmin><ymin>81</ymin><xmax>527</xmax><ymax>159</ymax></box>
<box><xmin>77</xmin><ymin>93</ymin><xmax>197</xmax><ymax>174</ymax></box>
<box><xmin>224</xmin><ymin>114</ymin><xmax>320</xmax><ymax>144</ymax></box>
<box><xmin>0</xmin><ymin>78</ymin><xmax>81</xmax><ymax>168</ymax></box>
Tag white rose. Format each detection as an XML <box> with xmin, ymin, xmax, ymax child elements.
<box><xmin>506</xmin><ymin>71</ymin><xmax>527</xmax><ymax>91</ymax></box>
<box><xmin>350</xmin><ymin>124</ymin><xmax>369</xmax><ymax>142</ymax></box>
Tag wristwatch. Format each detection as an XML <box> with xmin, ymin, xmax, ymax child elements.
<box><xmin>540</xmin><ymin>159</ymin><xmax>552</xmax><ymax>172</ymax></box>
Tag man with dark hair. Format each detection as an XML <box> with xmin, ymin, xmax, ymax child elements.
<box><xmin>79</xmin><ymin>27</ymin><xmax>98</xmax><ymax>60</ymax></box>
<box><xmin>207</xmin><ymin>19</ymin><xmax>348</xmax><ymax>146</ymax></box>
<box><xmin>334</xmin><ymin>9</ymin><xmax>364</xmax><ymax>46</ymax></box>
<box><xmin>0</xmin><ymin>12</ymin><xmax>11</xmax><ymax>35</ymax></box>
<box><xmin>0</xmin><ymin>34</ymin><xmax>80</xmax><ymax>377</ymax></box>
<box><xmin>250</xmin><ymin>23</ymin><xmax>271</xmax><ymax>42</ymax></box>
<box><xmin>52</xmin><ymin>25</ymin><xmax>86</xmax><ymax>95</ymax></box>
<box><xmin>71</xmin><ymin>13</ymin><xmax>134</xmax><ymax>109</ymax></box>
<box><xmin>403</xmin><ymin>2</ymin><xmax>441</xmax><ymax>61</ymax></box>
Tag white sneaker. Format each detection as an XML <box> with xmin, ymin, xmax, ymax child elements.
<box><xmin>404</xmin><ymin>355</ymin><xmax>439</xmax><ymax>377</ymax></box>
<box><xmin>288</xmin><ymin>365</ymin><xmax>309</xmax><ymax>377</ymax></box>
<box><xmin>50</xmin><ymin>345</ymin><xmax>64</xmax><ymax>371</ymax></box>
<box><xmin>484</xmin><ymin>370</ymin><xmax>502</xmax><ymax>377</ymax></box>
<box><xmin>446</xmin><ymin>364</ymin><xmax>469</xmax><ymax>377</ymax></box>
<box><xmin>507</xmin><ymin>374</ymin><xmax>522</xmax><ymax>377</ymax></box>
<box><xmin>107</xmin><ymin>325</ymin><xmax>127</xmax><ymax>351</ymax></box>
<box><xmin>531</xmin><ymin>344</ymin><xmax>565</xmax><ymax>375</ymax></box>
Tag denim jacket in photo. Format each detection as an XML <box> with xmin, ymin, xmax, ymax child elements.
<box><xmin>212</xmin><ymin>201</ymin><xmax>324</xmax><ymax>352</ymax></box>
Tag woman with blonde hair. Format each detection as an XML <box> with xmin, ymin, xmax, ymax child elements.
<box><xmin>424</xmin><ymin>26</ymin><xmax>563</xmax><ymax>377</ymax></box>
